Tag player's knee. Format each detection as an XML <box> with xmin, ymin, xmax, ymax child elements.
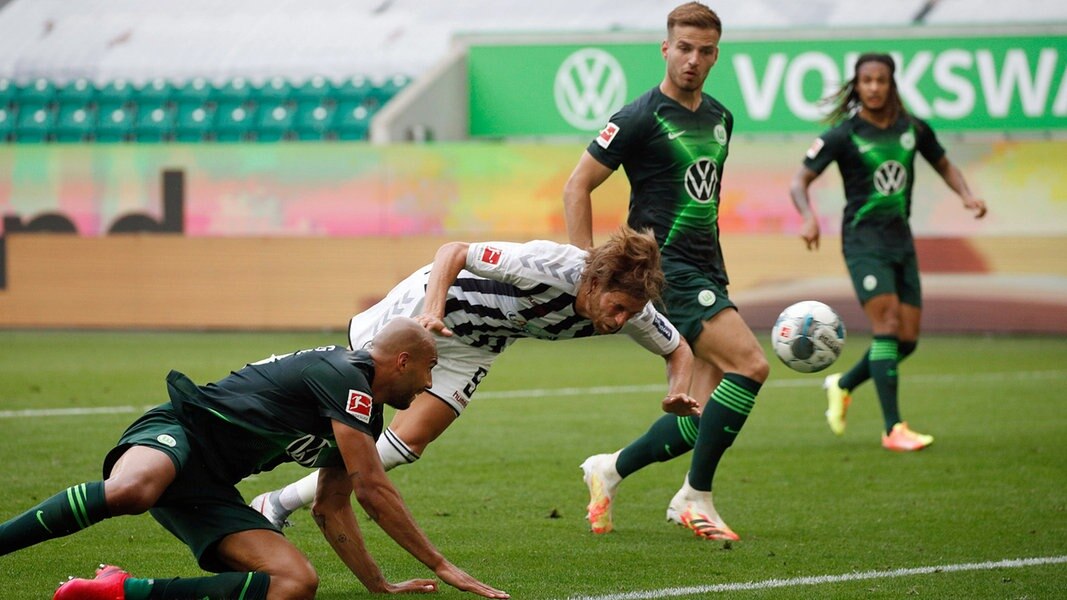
<box><xmin>748</xmin><ymin>350</ymin><xmax>770</xmax><ymax>383</ymax></box>
<box><xmin>103</xmin><ymin>478</ymin><xmax>162</xmax><ymax>514</ymax></box>
<box><xmin>269</xmin><ymin>566</ymin><xmax>319</xmax><ymax>600</ymax></box>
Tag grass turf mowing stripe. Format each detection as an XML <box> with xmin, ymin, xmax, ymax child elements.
<box><xmin>563</xmin><ymin>555</ymin><xmax>1067</xmax><ymax>600</ymax></box>
<box><xmin>3</xmin><ymin>370</ymin><xmax>1067</xmax><ymax>418</ymax></box>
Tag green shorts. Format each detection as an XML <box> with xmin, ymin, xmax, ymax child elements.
<box><xmin>103</xmin><ymin>404</ymin><xmax>281</xmax><ymax>573</ymax></box>
<box><xmin>660</xmin><ymin>264</ymin><xmax>736</xmax><ymax>344</ymax></box>
<box><xmin>844</xmin><ymin>248</ymin><xmax>922</xmax><ymax>307</ymax></box>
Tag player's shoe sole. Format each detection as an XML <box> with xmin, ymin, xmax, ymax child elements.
<box><xmin>823</xmin><ymin>373</ymin><xmax>852</xmax><ymax>436</ymax></box>
<box><xmin>54</xmin><ymin>564</ymin><xmax>130</xmax><ymax>600</ymax></box>
<box><xmin>580</xmin><ymin>453</ymin><xmax>620</xmax><ymax>534</ymax></box>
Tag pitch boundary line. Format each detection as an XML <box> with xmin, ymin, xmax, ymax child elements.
<box><xmin>2</xmin><ymin>369</ymin><xmax>1066</xmax><ymax>419</ymax></box>
<box><xmin>562</xmin><ymin>555</ymin><xmax>1067</xmax><ymax>600</ymax></box>
<box><xmin>475</xmin><ymin>369</ymin><xmax>1067</xmax><ymax>400</ymax></box>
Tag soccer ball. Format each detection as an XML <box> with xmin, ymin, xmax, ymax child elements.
<box><xmin>771</xmin><ymin>300</ymin><xmax>846</xmax><ymax>373</ymax></box>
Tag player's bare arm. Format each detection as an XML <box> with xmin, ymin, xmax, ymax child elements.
<box><xmin>332</xmin><ymin>421</ymin><xmax>510</xmax><ymax>598</ymax></box>
<box><xmin>933</xmin><ymin>156</ymin><xmax>987</xmax><ymax>219</ymax></box>
<box><xmin>562</xmin><ymin>150</ymin><xmax>615</xmax><ymax>249</ymax></box>
<box><xmin>789</xmin><ymin>166</ymin><xmax>822</xmax><ymax>250</ymax></box>
<box><xmin>661</xmin><ymin>339</ymin><xmax>700</xmax><ymax>416</ymax></box>
<box><xmin>312</xmin><ymin>464</ymin><xmax>434</xmax><ymax>594</ymax></box>
<box><xmin>415</xmin><ymin>241</ymin><xmax>472</xmax><ymax>336</ymax></box>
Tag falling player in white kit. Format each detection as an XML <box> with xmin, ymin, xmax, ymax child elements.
<box><xmin>251</xmin><ymin>226</ymin><xmax>699</xmax><ymax>526</ymax></box>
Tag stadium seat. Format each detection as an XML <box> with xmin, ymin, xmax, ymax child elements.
<box><xmin>335</xmin><ymin>102</ymin><xmax>371</xmax><ymax>140</ymax></box>
<box><xmin>293</xmin><ymin>75</ymin><xmax>333</xmax><ymax>105</ymax></box>
<box><xmin>18</xmin><ymin>79</ymin><xmax>57</xmax><ymax>106</ymax></box>
<box><xmin>366</xmin><ymin>74</ymin><xmax>410</xmax><ymax>109</ymax></box>
<box><xmin>0</xmin><ymin>78</ymin><xmax>14</xmax><ymax>108</ymax></box>
<box><xmin>57</xmin><ymin>78</ymin><xmax>96</xmax><ymax>107</ymax></box>
<box><xmin>14</xmin><ymin>104</ymin><xmax>55</xmax><ymax>142</ymax></box>
<box><xmin>134</xmin><ymin>103</ymin><xmax>176</xmax><ymax>142</ymax></box>
<box><xmin>95</xmin><ymin>80</ymin><xmax>135</xmax><ymax>108</ymax></box>
<box><xmin>53</xmin><ymin>103</ymin><xmax>96</xmax><ymax>142</ymax></box>
<box><xmin>0</xmin><ymin>107</ymin><xmax>14</xmax><ymax>141</ymax></box>
<box><xmin>94</xmin><ymin>103</ymin><xmax>136</xmax><ymax>142</ymax></box>
<box><xmin>173</xmin><ymin>77</ymin><xmax>213</xmax><ymax>105</ymax></box>
<box><xmin>292</xmin><ymin>101</ymin><xmax>336</xmax><ymax>141</ymax></box>
<box><xmin>174</xmin><ymin>102</ymin><xmax>216</xmax><ymax>142</ymax></box>
<box><xmin>256</xmin><ymin>77</ymin><xmax>293</xmax><ymax>105</ymax></box>
<box><xmin>256</xmin><ymin>103</ymin><xmax>295</xmax><ymax>141</ymax></box>
<box><xmin>215</xmin><ymin>102</ymin><xmax>256</xmax><ymax>141</ymax></box>
<box><xmin>333</xmin><ymin>75</ymin><xmax>372</xmax><ymax>105</ymax></box>
<box><xmin>214</xmin><ymin>77</ymin><xmax>253</xmax><ymax>105</ymax></box>
<box><xmin>136</xmin><ymin>78</ymin><xmax>174</xmax><ymax>106</ymax></box>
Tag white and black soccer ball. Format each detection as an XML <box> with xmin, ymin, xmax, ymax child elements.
<box><xmin>771</xmin><ymin>300</ymin><xmax>846</xmax><ymax>373</ymax></box>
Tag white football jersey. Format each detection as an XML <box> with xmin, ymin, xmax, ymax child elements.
<box><xmin>348</xmin><ymin>239</ymin><xmax>680</xmax><ymax>414</ymax></box>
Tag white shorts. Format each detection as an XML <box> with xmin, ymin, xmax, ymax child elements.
<box><xmin>348</xmin><ymin>269</ymin><xmax>500</xmax><ymax>415</ymax></box>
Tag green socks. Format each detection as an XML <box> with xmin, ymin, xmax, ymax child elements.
<box><xmin>616</xmin><ymin>414</ymin><xmax>699</xmax><ymax>478</ymax></box>
<box><xmin>868</xmin><ymin>335</ymin><xmax>901</xmax><ymax>433</ymax></box>
<box><xmin>689</xmin><ymin>373</ymin><xmax>761</xmax><ymax>491</ymax></box>
<box><xmin>0</xmin><ymin>481</ymin><xmax>109</xmax><ymax>555</ymax></box>
<box><xmin>840</xmin><ymin>339</ymin><xmax>916</xmax><ymax>391</ymax></box>
<box><xmin>126</xmin><ymin>572</ymin><xmax>270</xmax><ymax>600</ymax></box>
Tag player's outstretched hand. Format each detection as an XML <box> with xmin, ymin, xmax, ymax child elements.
<box><xmin>965</xmin><ymin>196</ymin><xmax>988</xmax><ymax>219</ymax></box>
<box><xmin>384</xmin><ymin>579</ymin><xmax>438</xmax><ymax>594</ymax></box>
<box><xmin>662</xmin><ymin>393</ymin><xmax>701</xmax><ymax>416</ymax></box>
<box><xmin>415</xmin><ymin>313</ymin><xmax>454</xmax><ymax>337</ymax></box>
<box><xmin>434</xmin><ymin>561</ymin><xmax>510</xmax><ymax>598</ymax></box>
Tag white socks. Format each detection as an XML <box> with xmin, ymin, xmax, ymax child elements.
<box><xmin>376</xmin><ymin>428</ymin><xmax>420</xmax><ymax>471</ymax></box>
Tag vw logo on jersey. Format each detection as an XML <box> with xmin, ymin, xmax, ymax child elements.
<box><xmin>713</xmin><ymin>123</ymin><xmax>727</xmax><ymax>145</ymax></box>
<box><xmin>685</xmin><ymin>157</ymin><xmax>719</xmax><ymax>203</ymax></box>
<box><xmin>554</xmin><ymin>48</ymin><xmax>627</xmax><ymax>130</ymax></box>
<box><xmin>286</xmin><ymin>435</ymin><xmax>331</xmax><ymax>467</ymax></box>
<box><xmin>900</xmin><ymin>130</ymin><xmax>915</xmax><ymax>151</ymax></box>
<box><xmin>873</xmin><ymin>160</ymin><xmax>907</xmax><ymax>196</ymax></box>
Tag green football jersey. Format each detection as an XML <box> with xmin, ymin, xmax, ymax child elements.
<box><xmin>588</xmin><ymin>86</ymin><xmax>734</xmax><ymax>285</ymax></box>
<box><xmin>166</xmin><ymin>345</ymin><xmax>384</xmax><ymax>481</ymax></box>
<box><xmin>804</xmin><ymin>113</ymin><xmax>945</xmax><ymax>243</ymax></box>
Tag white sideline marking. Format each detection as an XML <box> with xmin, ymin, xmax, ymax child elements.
<box><xmin>2</xmin><ymin>370</ymin><xmax>1065</xmax><ymax>418</ymax></box>
<box><xmin>0</xmin><ymin>405</ymin><xmax>140</xmax><ymax>418</ymax></box>
<box><xmin>476</xmin><ymin>369</ymin><xmax>1067</xmax><ymax>400</ymax></box>
<box><xmin>563</xmin><ymin>555</ymin><xmax>1067</xmax><ymax>600</ymax></box>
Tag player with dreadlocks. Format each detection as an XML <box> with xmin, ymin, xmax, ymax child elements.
<box><xmin>789</xmin><ymin>52</ymin><xmax>987</xmax><ymax>451</ymax></box>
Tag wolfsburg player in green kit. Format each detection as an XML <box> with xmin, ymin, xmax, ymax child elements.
<box><xmin>565</xmin><ymin>2</ymin><xmax>769</xmax><ymax>542</ymax></box>
<box><xmin>0</xmin><ymin>318</ymin><xmax>508</xmax><ymax>600</ymax></box>
<box><xmin>790</xmin><ymin>52</ymin><xmax>987</xmax><ymax>452</ymax></box>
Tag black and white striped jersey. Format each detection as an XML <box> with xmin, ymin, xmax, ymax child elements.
<box><xmin>450</xmin><ymin>240</ymin><xmax>679</xmax><ymax>355</ymax></box>
<box><xmin>353</xmin><ymin>240</ymin><xmax>680</xmax><ymax>357</ymax></box>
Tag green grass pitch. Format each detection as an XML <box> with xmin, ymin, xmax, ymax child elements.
<box><xmin>1</xmin><ymin>330</ymin><xmax>1065</xmax><ymax>598</ymax></box>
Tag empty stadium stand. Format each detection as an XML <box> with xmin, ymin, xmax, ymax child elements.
<box><xmin>0</xmin><ymin>0</ymin><xmax>1061</xmax><ymax>142</ymax></box>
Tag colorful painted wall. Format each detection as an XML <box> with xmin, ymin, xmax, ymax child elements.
<box><xmin>0</xmin><ymin>140</ymin><xmax>1065</xmax><ymax>331</ymax></box>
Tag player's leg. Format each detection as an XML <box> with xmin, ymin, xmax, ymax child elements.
<box><xmin>827</xmin><ymin>255</ymin><xmax>895</xmax><ymax>435</ymax></box>
<box><xmin>0</xmin><ymin>408</ymin><xmax>180</xmax><ymax>556</ymax></box>
<box><xmin>582</xmin><ymin>359</ymin><xmax>720</xmax><ymax>534</ymax></box>
<box><xmin>668</xmin><ymin>308</ymin><xmax>767</xmax><ymax>541</ymax></box>
<box><xmin>56</xmin><ymin>498</ymin><xmax>283</xmax><ymax>599</ymax></box>
<box><xmin>880</xmin><ymin>250</ymin><xmax>931</xmax><ymax>450</ymax></box>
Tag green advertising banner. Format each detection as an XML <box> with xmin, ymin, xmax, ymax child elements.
<box><xmin>469</xmin><ymin>30</ymin><xmax>1067</xmax><ymax>137</ymax></box>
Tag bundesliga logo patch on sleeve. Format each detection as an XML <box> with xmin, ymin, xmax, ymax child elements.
<box><xmin>346</xmin><ymin>390</ymin><xmax>373</xmax><ymax>423</ymax></box>
<box><xmin>596</xmin><ymin>122</ymin><xmax>619</xmax><ymax>149</ymax></box>
<box><xmin>805</xmin><ymin>138</ymin><xmax>825</xmax><ymax>159</ymax></box>
<box><xmin>479</xmin><ymin>246</ymin><xmax>502</xmax><ymax>265</ymax></box>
